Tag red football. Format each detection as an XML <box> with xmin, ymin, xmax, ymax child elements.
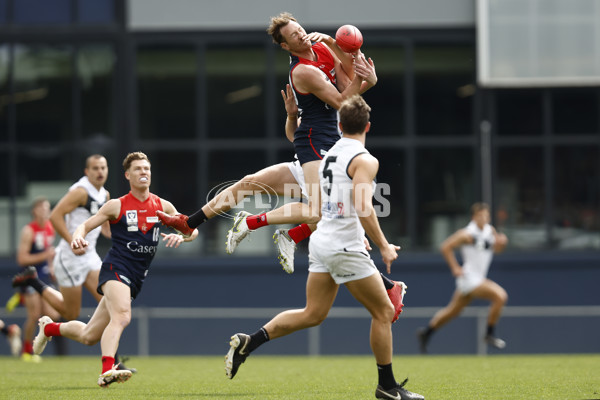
<box><xmin>335</xmin><ymin>25</ymin><xmax>363</xmax><ymax>53</ymax></box>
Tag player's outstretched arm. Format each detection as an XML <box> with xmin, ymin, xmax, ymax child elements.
<box><xmin>351</xmin><ymin>154</ymin><xmax>399</xmax><ymax>273</ymax></box>
<box><xmin>50</xmin><ymin>187</ymin><xmax>88</xmax><ymax>244</ymax></box>
<box><xmin>492</xmin><ymin>227</ymin><xmax>508</xmax><ymax>253</ymax></box>
<box><xmin>71</xmin><ymin>199</ymin><xmax>119</xmax><ymax>255</ymax></box>
<box><xmin>440</xmin><ymin>229</ymin><xmax>471</xmax><ymax>277</ymax></box>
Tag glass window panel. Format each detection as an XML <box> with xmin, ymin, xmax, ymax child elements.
<box><xmin>553</xmin><ymin>146</ymin><xmax>600</xmax><ymax>249</ymax></box>
<box><xmin>0</xmin><ymin>153</ymin><xmax>10</xmax><ymax>256</ymax></box>
<box><xmin>497</xmin><ymin>147</ymin><xmax>545</xmax><ymax>248</ymax></box>
<box><xmin>415</xmin><ymin>45</ymin><xmax>475</xmax><ymax>136</ymax></box>
<box><xmin>204</xmin><ymin>151</ymin><xmax>272</xmax><ymax>256</ymax></box>
<box><xmin>552</xmin><ymin>89</ymin><xmax>599</xmax><ymax>135</ymax></box>
<box><xmin>137</xmin><ymin>46</ymin><xmax>196</xmax><ymax>140</ymax></box>
<box><xmin>14</xmin><ymin>44</ymin><xmax>73</xmax><ymax>143</ymax></box>
<box><xmin>274</xmin><ymin>49</ymin><xmax>292</xmax><ymax>133</ymax></box>
<box><xmin>79</xmin><ymin>45</ymin><xmax>116</xmax><ymax>139</ymax></box>
<box><xmin>16</xmin><ymin>150</ymin><xmax>62</xmax><ymax>192</ymax></box>
<box><xmin>416</xmin><ymin>147</ymin><xmax>475</xmax><ymax>250</ymax></box>
<box><xmin>369</xmin><ymin>148</ymin><xmax>406</xmax><ymax>244</ymax></box>
<box><xmin>364</xmin><ymin>46</ymin><xmax>405</xmax><ymax>137</ymax></box>
<box><xmin>496</xmin><ymin>90</ymin><xmax>543</xmax><ymax>135</ymax></box>
<box><xmin>0</xmin><ymin>0</ymin><xmax>7</xmax><ymax>24</ymax></box>
<box><xmin>14</xmin><ymin>0</ymin><xmax>71</xmax><ymax>24</ymax></box>
<box><xmin>78</xmin><ymin>0</ymin><xmax>114</xmax><ymax>24</ymax></box>
<box><xmin>0</xmin><ymin>44</ymin><xmax>8</xmax><ymax>142</ymax></box>
<box><xmin>147</xmin><ymin>151</ymin><xmax>197</xmax><ymax>215</ymax></box>
<box><xmin>206</xmin><ymin>45</ymin><xmax>266</xmax><ymax>139</ymax></box>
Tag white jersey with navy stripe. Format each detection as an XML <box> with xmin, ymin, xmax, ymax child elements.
<box><xmin>460</xmin><ymin>221</ymin><xmax>496</xmax><ymax>279</ymax></box>
<box><xmin>312</xmin><ymin>137</ymin><xmax>373</xmax><ymax>252</ymax></box>
<box><xmin>56</xmin><ymin>176</ymin><xmax>107</xmax><ymax>253</ymax></box>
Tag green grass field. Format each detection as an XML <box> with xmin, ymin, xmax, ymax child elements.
<box><xmin>1</xmin><ymin>354</ymin><xmax>598</xmax><ymax>399</ymax></box>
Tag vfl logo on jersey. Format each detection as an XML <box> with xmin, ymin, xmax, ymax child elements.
<box><xmin>126</xmin><ymin>210</ymin><xmax>138</xmax><ymax>232</ymax></box>
<box><xmin>90</xmin><ymin>201</ymin><xmax>99</xmax><ymax>214</ymax></box>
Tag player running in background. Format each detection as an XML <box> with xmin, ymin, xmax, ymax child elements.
<box><xmin>417</xmin><ymin>202</ymin><xmax>509</xmax><ymax>353</ymax></box>
<box><xmin>13</xmin><ymin>156</ymin><xmax>109</xmax><ymax>320</ymax></box>
<box><xmin>225</xmin><ymin>95</ymin><xmax>424</xmax><ymax>400</ymax></box>
<box><xmin>0</xmin><ymin>319</ymin><xmax>22</xmax><ymax>356</ymax></box>
<box><xmin>31</xmin><ymin>152</ymin><xmax>198</xmax><ymax>387</ymax></box>
<box><xmin>16</xmin><ymin>197</ymin><xmax>62</xmax><ymax>361</ymax></box>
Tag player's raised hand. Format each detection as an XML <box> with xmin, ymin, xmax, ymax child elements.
<box><xmin>281</xmin><ymin>84</ymin><xmax>298</xmax><ymax>115</ymax></box>
<box><xmin>305</xmin><ymin>32</ymin><xmax>334</xmax><ymax>46</ymax></box>
<box><xmin>161</xmin><ymin>232</ymin><xmax>185</xmax><ymax>248</ymax></box>
<box><xmin>354</xmin><ymin>53</ymin><xmax>377</xmax><ymax>87</ymax></box>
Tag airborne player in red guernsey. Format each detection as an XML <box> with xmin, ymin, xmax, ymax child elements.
<box><xmin>30</xmin><ymin>152</ymin><xmax>198</xmax><ymax>387</ymax></box>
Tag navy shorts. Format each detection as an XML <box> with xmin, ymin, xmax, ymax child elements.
<box><xmin>97</xmin><ymin>262</ymin><xmax>145</xmax><ymax>300</ymax></box>
<box><xmin>293</xmin><ymin>132</ymin><xmax>339</xmax><ymax>165</ymax></box>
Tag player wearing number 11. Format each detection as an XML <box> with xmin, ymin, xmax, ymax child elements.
<box><xmin>225</xmin><ymin>96</ymin><xmax>424</xmax><ymax>400</ymax></box>
<box><xmin>30</xmin><ymin>152</ymin><xmax>198</xmax><ymax>387</ymax></box>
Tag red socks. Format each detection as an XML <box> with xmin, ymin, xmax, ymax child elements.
<box><xmin>287</xmin><ymin>223</ymin><xmax>313</xmax><ymax>244</ymax></box>
<box><xmin>44</xmin><ymin>322</ymin><xmax>62</xmax><ymax>337</ymax></box>
<box><xmin>246</xmin><ymin>213</ymin><xmax>268</xmax><ymax>230</ymax></box>
<box><xmin>101</xmin><ymin>356</ymin><xmax>115</xmax><ymax>373</ymax></box>
<box><xmin>23</xmin><ymin>340</ymin><xmax>33</xmax><ymax>355</ymax></box>
<box><xmin>245</xmin><ymin>216</ymin><xmax>312</xmax><ymax>245</ymax></box>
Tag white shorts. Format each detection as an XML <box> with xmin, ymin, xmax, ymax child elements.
<box><xmin>308</xmin><ymin>240</ymin><xmax>378</xmax><ymax>285</ymax></box>
<box><xmin>287</xmin><ymin>160</ymin><xmax>307</xmax><ymax>199</ymax></box>
<box><xmin>53</xmin><ymin>247</ymin><xmax>102</xmax><ymax>288</ymax></box>
<box><xmin>456</xmin><ymin>273</ymin><xmax>486</xmax><ymax>295</ymax></box>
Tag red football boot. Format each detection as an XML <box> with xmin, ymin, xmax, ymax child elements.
<box><xmin>387</xmin><ymin>281</ymin><xmax>407</xmax><ymax>323</ymax></box>
<box><xmin>156</xmin><ymin>211</ymin><xmax>194</xmax><ymax>237</ymax></box>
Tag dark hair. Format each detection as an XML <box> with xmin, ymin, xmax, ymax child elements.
<box><xmin>470</xmin><ymin>202</ymin><xmax>490</xmax><ymax>215</ymax></box>
<box><xmin>339</xmin><ymin>95</ymin><xmax>371</xmax><ymax>134</ymax></box>
<box><xmin>85</xmin><ymin>154</ymin><xmax>106</xmax><ymax>169</ymax></box>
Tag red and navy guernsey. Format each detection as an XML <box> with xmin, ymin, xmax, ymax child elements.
<box><xmin>104</xmin><ymin>192</ymin><xmax>163</xmax><ymax>274</ymax></box>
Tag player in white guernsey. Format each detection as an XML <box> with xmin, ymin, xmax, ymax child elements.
<box><xmin>29</xmin><ymin>155</ymin><xmax>110</xmax><ymax>319</ymax></box>
<box><xmin>12</xmin><ymin>155</ymin><xmax>136</xmax><ymax>371</ymax></box>
<box><xmin>224</xmin><ymin>96</ymin><xmax>424</xmax><ymax>400</ymax></box>
<box><xmin>417</xmin><ymin>203</ymin><xmax>509</xmax><ymax>353</ymax></box>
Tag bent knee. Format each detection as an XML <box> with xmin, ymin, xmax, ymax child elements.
<box><xmin>304</xmin><ymin>310</ymin><xmax>328</xmax><ymax>327</ymax></box>
<box><xmin>374</xmin><ymin>302</ymin><xmax>395</xmax><ymax>323</ymax></box>
<box><xmin>497</xmin><ymin>290</ymin><xmax>508</xmax><ymax>305</ymax></box>
<box><xmin>80</xmin><ymin>334</ymin><xmax>100</xmax><ymax>346</ymax></box>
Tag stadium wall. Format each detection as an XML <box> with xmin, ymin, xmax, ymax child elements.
<box><xmin>1</xmin><ymin>251</ymin><xmax>598</xmax><ymax>356</ymax></box>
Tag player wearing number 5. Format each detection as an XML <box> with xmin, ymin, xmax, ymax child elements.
<box><xmin>225</xmin><ymin>96</ymin><xmax>424</xmax><ymax>400</ymax></box>
<box><xmin>30</xmin><ymin>152</ymin><xmax>198</xmax><ymax>387</ymax></box>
